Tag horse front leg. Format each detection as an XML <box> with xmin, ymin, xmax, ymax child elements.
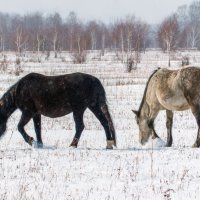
<box><xmin>148</xmin><ymin>120</ymin><xmax>159</xmax><ymax>140</ymax></box>
<box><xmin>151</xmin><ymin>126</ymin><xmax>159</xmax><ymax>139</ymax></box>
<box><xmin>148</xmin><ymin>108</ymin><xmax>160</xmax><ymax>140</ymax></box>
<box><xmin>33</xmin><ymin>114</ymin><xmax>43</xmax><ymax>148</ymax></box>
<box><xmin>18</xmin><ymin>112</ymin><xmax>34</xmax><ymax>146</ymax></box>
<box><xmin>70</xmin><ymin>109</ymin><xmax>85</xmax><ymax>148</ymax></box>
<box><xmin>166</xmin><ymin>110</ymin><xmax>173</xmax><ymax>147</ymax></box>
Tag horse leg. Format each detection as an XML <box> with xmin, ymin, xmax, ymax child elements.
<box><xmin>148</xmin><ymin>109</ymin><xmax>160</xmax><ymax>139</ymax></box>
<box><xmin>18</xmin><ymin>112</ymin><xmax>34</xmax><ymax>146</ymax></box>
<box><xmin>166</xmin><ymin>110</ymin><xmax>173</xmax><ymax>147</ymax></box>
<box><xmin>70</xmin><ymin>110</ymin><xmax>85</xmax><ymax>148</ymax></box>
<box><xmin>151</xmin><ymin>125</ymin><xmax>159</xmax><ymax>139</ymax></box>
<box><xmin>190</xmin><ymin>105</ymin><xmax>200</xmax><ymax>147</ymax></box>
<box><xmin>192</xmin><ymin>128</ymin><xmax>200</xmax><ymax>148</ymax></box>
<box><xmin>148</xmin><ymin>119</ymin><xmax>159</xmax><ymax>139</ymax></box>
<box><xmin>89</xmin><ymin>104</ymin><xmax>116</xmax><ymax>149</ymax></box>
<box><xmin>33</xmin><ymin>114</ymin><xmax>43</xmax><ymax>148</ymax></box>
<box><xmin>192</xmin><ymin>108</ymin><xmax>200</xmax><ymax>147</ymax></box>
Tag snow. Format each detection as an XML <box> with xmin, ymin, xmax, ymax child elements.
<box><xmin>0</xmin><ymin>50</ymin><xmax>200</xmax><ymax>199</ymax></box>
<box><xmin>144</xmin><ymin>138</ymin><xmax>166</xmax><ymax>148</ymax></box>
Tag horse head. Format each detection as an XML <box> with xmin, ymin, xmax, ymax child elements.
<box><xmin>132</xmin><ymin>110</ymin><xmax>153</xmax><ymax>145</ymax></box>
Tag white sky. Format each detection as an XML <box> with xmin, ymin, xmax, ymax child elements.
<box><xmin>0</xmin><ymin>0</ymin><xmax>195</xmax><ymax>24</ymax></box>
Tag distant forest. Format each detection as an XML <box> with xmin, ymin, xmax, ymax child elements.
<box><xmin>0</xmin><ymin>1</ymin><xmax>200</xmax><ymax>54</ymax></box>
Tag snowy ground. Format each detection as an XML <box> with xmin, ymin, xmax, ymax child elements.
<box><xmin>0</xmin><ymin>50</ymin><xmax>200</xmax><ymax>199</ymax></box>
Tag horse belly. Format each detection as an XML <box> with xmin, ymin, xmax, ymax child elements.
<box><xmin>159</xmin><ymin>92</ymin><xmax>189</xmax><ymax>111</ymax></box>
<box><xmin>36</xmin><ymin>99</ymin><xmax>73</xmax><ymax>118</ymax></box>
<box><xmin>40</xmin><ymin>105</ymin><xmax>72</xmax><ymax>118</ymax></box>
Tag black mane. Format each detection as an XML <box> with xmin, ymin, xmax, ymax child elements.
<box><xmin>138</xmin><ymin>68</ymin><xmax>160</xmax><ymax>116</ymax></box>
<box><xmin>0</xmin><ymin>83</ymin><xmax>18</xmax><ymax>117</ymax></box>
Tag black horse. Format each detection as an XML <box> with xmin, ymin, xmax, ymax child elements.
<box><xmin>0</xmin><ymin>72</ymin><xmax>116</xmax><ymax>149</ymax></box>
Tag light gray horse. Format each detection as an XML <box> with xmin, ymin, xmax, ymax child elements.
<box><xmin>133</xmin><ymin>66</ymin><xmax>200</xmax><ymax>147</ymax></box>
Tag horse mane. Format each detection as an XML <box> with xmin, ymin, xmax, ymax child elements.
<box><xmin>138</xmin><ymin>68</ymin><xmax>160</xmax><ymax>116</ymax></box>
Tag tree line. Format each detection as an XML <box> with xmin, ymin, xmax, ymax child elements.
<box><xmin>0</xmin><ymin>1</ymin><xmax>200</xmax><ymax>55</ymax></box>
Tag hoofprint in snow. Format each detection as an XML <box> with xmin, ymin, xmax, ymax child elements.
<box><xmin>0</xmin><ymin>50</ymin><xmax>200</xmax><ymax>199</ymax></box>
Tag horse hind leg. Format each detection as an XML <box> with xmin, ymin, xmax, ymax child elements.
<box><xmin>89</xmin><ymin>104</ymin><xmax>116</xmax><ymax>149</ymax></box>
<box><xmin>101</xmin><ymin>105</ymin><xmax>116</xmax><ymax>148</ymax></box>
<box><xmin>191</xmin><ymin>106</ymin><xmax>200</xmax><ymax>147</ymax></box>
<box><xmin>192</xmin><ymin>128</ymin><xmax>200</xmax><ymax>148</ymax></box>
<box><xmin>0</xmin><ymin>121</ymin><xmax>7</xmax><ymax>139</ymax></box>
<box><xmin>166</xmin><ymin>110</ymin><xmax>173</xmax><ymax>147</ymax></box>
<box><xmin>192</xmin><ymin>116</ymin><xmax>200</xmax><ymax>148</ymax></box>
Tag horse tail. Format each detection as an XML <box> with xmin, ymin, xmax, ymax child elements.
<box><xmin>95</xmin><ymin>79</ymin><xmax>117</xmax><ymax>147</ymax></box>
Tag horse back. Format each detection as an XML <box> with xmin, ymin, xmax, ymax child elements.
<box><xmin>146</xmin><ymin>68</ymin><xmax>189</xmax><ymax>111</ymax></box>
<box><xmin>179</xmin><ymin>67</ymin><xmax>200</xmax><ymax>104</ymax></box>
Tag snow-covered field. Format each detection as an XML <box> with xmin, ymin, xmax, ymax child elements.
<box><xmin>0</xmin><ymin>50</ymin><xmax>200</xmax><ymax>199</ymax></box>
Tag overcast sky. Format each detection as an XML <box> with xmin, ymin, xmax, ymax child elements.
<box><xmin>0</xmin><ymin>0</ymin><xmax>195</xmax><ymax>24</ymax></box>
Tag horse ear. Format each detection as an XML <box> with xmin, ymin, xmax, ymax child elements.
<box><xmin>132</xmin><ymin>110</ymin><xmax>138</xmax><ymax>116</ymax></box>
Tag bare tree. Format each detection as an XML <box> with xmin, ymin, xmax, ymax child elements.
<box><xmin>187</xmin><ymin>1</ymin><xmax>200</xmax><ymax>48</ymax></box>
<box><xmin>0</xmin><ymin>11</ymin><xmax>154</xmax><ymax>54</ymax></box>
<box><xmin>14</xmin><ymin>22</ymin><xmax>28</xmax><ymax>54</ymax></box>
<box><xmin>124</xmin><ymin>15</ymin><xmax>135</xmax><ymax>53</ymax></box>
<box><xmin>0</xmin><ymin>13</ymin><xmax>8</xmax><ymax>51</ymax></box>
<box><xmin>140</xmin><ymin>23</ymin><xmax>150</xmax><ymax>53</ymax></box>
<box><xmin>176</xmin><ymin>2</ymin><xmax>200</xmax><ymax>49</ymax></box>
<box><xmin>87</xmin><ymin>21</ymin><xmax>98</xmax><ymax>50</ymax></box>
<box><xmin>46</xmin><ymin>13</ymin><xmax>62</xmax><ymax>57</ymax></box>
<box><xmin>158</xmin><ymin>14</ymin><xmax>179</xmax><ymax>66</ymax></box>
<box><xmin>66</xmin><ymin>12</ymin><xmax>78</xmax><ymax>52</ymax></box>
<box><xmin>100</xmin><ymin>23</ymin><xmax>107</xmax><ymax>56</ymax></box>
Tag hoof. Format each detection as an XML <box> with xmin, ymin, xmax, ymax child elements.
<box><xmin>31</xmin><ymin>140</ymin><xmax>37</xmax><ymax>148</ymax></box>
<box><xmin>106</xmin><ymin>146</ymin><xmax>113</xmax><ymax>150</ymax></box>
<box><xmin>192</xmin><ymin>143</ymin><xmax>198</xmax><ymax>148</ymax></box>
<box><xmin>192</xmin><ymin>141</ymin><xmax>200</xmax><ymax>148</ymax></box>
<box><xmin>70</xmin><ymin>138</ymin><xmax>78</xmax><ymax>148</ymax></box>
<box><xmin>37</xmin><ymin>142</ymin><xmax>43</xmax><ymax>148</ymax></box>
<box><xmin>28</xmin><ymin>137</ymin><xmax>34</xmax><ymax>146</ymax></box>
<box><xmin>152</xmin><ymin>135</ymin><xmax>159</xmax><ymax>140</ymax></box>
<box><xmin>106</xmin><ymin>140</ymin><xmax>115</xmax><ymax>149</ymax></box>
<box><xmin>70</xmin><ymin>138</ymin><xmax>79</xmax><ymax>148</ymax></box>
<box><xmin>69</xmin><ymin>142</ymin><xmax>77</xmax><ymax>148</ymax></box>
<box><xmin>165</xmin><ymin>143</ymin><xmax>172</xmax><ymax>147</ymax></box>
<box><xmin>69</xmin><ymin>145</ymin><xmax>77</xmax><ymax>149</ymax></box>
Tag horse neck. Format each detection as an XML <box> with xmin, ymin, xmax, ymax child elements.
<box><xmin>138</xmin><ymin>69</ymin><xmax>159</xmax><ymax>120</ymax></box>
<box><xmin>0</xmin><ymin>87</ymin><xmax>17</xmax><ymax>119</ymax></box>
<box><xmin>139</xmin><ymin>100</ymin><xmax>150</xmax><ymax>120</ymax></box>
